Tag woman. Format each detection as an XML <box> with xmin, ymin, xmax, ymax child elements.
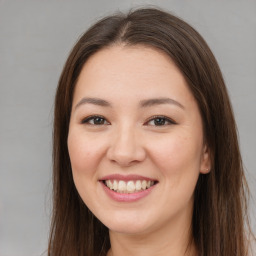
<box><xmin>48</xmin><ymin>7</ymin><xmax>254</xmax><ymax>256</ymax></box>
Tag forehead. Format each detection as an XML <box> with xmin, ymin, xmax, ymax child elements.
<box><xmin>80</xmin><ymin>44</ymin><xmax>179</xmax><ymax>80</ymax></box>
<box><xmin>73</xmin><ymin>45</ymin><xmax>195</xmax><ymax>106</ymax></box>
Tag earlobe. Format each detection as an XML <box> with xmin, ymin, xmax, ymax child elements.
<box><xmin>201</xmin><ymin>168</ymin><xmax>210</xmax><ymax>174</ymax></box>
<box><xmin>200</xmin><ymin>144</ymin><xmax>211</xmax><ymax>174</ymax></box>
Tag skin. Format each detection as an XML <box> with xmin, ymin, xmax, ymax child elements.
<box><xmin>68</xmin><ymin>45</ymin><xmax>211</xmax><ymax>256</ymax></box>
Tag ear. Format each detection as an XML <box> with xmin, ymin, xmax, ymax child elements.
<box><xmin>200</xmin><ymin>144</ymin><xmax>211</xmax><ymax>174</ymax></box>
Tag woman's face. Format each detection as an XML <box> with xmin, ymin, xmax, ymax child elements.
<box><xmin>68</xmin><ymin>45</ymin><xmax>210</xmax><ymax>235</ymax></box>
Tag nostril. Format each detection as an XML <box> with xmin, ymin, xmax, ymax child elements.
<box><xmin>107</xmin><ymin>146</ymin><xmax>146</xmax><ymax>167</ymax></box>
<box><xmin>106</xmin><ymin>131</ymin><xmax>146</xmax><ymax>166</ymax></box>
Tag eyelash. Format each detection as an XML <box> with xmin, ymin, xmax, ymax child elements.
<box><xmin>145</xmin><ymin>115</ymin><xmax>176</xmax><ymax>126</ymax></box>
<box><xmin>81</xmin><ymin>115</ymin><xmax>110</xmax><ymax>125</ymax></box>
<box><xmin>81</xmin><ymin>115</ymin><xmax>176</xmax><ymax>126</ymax></box>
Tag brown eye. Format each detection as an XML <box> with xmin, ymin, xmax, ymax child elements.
<box><xmin>153</xmin><ymin>118</ymin><xmax>167</xmax><ymax>126</ymax></box>
<box><xmin>82</xmin><ymin>115</ymin><xmax>109</xmax><ymax>125</ymax></box>
<box><xmin>146</xmin><ymin>116</ymin><xmax>176</xmax><ymax>126</ymax></box>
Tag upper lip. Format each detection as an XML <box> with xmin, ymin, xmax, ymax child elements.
<box><xmin>99</xmin><ymin>174</ymin><xmax>157</xmax><ymax>182</ymax></box>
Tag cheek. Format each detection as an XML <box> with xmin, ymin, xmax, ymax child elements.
<box><xmin>149</xmin><ymin>133</ymin><xmax>203</xmax><ymax>182</ymax></box>
<box><xmin>67</xmin><ymin>131</ymin><xmax>105</xmax><ymax>213</ymax></box>
<box><xmin>67</xmin><ymin>130</ymin><xmax>104</xmax><ymax>178</ymax></box>
<box><xmin>147</xmin><ymin>133</ymin><xmax>203</xmax><ymax>217</ymax></box>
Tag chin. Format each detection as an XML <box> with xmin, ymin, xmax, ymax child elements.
<box><xmin>98</xmin><ymin>212</ymin><xmax>154</xmax><ymax>235</ymax></box>
<box><xmin>107</xmin><ymin>222</ymin><xmax>149</xmax><ymax>235</ymax></box>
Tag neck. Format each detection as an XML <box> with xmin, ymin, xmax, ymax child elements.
<box><xmin>107</xmin><ymin>210</ymin><xmax>197</xmax><ymax>256</ymax></box>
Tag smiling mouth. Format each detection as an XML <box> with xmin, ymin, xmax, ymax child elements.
<box><xmin>103</xmin><ymin>180</ymin><xmax>157</xmax><ymax>193</ymax></box>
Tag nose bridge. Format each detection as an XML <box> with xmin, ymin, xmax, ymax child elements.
<box><xmin>107</xmin><ymin>122</ymin><xmax>145</xmax><ymax>166</ymax></box>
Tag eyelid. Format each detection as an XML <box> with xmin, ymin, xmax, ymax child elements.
<box><xmin>144</xmin><ymin>115</ymin><xmax>177</xmax><ymax>126</ymax></box>
<box><xmin>80</xmin><ymin>114</ymin><xmax>176</xmax><ymax>126</ymax></box>
<box><xmin>81</xmin><ymin>115</ymin><xmax>110</xmax><ymax>125</ymax></box>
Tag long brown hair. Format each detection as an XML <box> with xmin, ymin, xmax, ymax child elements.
<box><xmin>48</xmin><ymin>7</ymin><xmax>254</xmax><ymax>256</ymax></box>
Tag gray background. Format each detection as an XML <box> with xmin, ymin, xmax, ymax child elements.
<box><xmin>0</xmin><ymin>0</ymin><xmax>255</xmax><ymax>255</ymax></box>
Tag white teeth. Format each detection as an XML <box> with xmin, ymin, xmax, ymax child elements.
<box><xmin>135</xmin><ymin>180</ymin><xmax>142</xmax><ymax>191</ymax></box>
<box><xmin>113</xmin><ymin>180</ymin><xmax>118</xmax><ymax>190</ymax></box>
<box><xmin>127</xmin><ymin>181</ymin><xmax>135</xmax><ymax>192</ymax></box>
<box><xmin>104</xmin><ymin>179</ymin><xmax>155</xmax><ymax>193</ymax></box>
<box><xmin>106</xmin><ymin>180</ymin><xmax>112</xmax><ymax>189</ymax></box>
<box><xmin>118</xmin><ymin>180</ymin><xmax>126</xmax><ymax>192</ymax></box>
<box><xmin>142</xmin><ymin>180</ymin><xmax>147</xmax><ymax>190</ymax></box>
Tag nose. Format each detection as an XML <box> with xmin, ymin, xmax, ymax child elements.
<box><xmin>106</xmin><ymin>125</ymin><xmax>146</xmax><ymax>167</ymax></box>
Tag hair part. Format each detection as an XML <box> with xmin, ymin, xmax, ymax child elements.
<box><xmin>49</xmin><ymin>7</ymin><xmax>254</xmax><ymax>256</ymax></box>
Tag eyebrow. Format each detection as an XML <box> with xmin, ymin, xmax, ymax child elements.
<box><xmin>74</xmin><ymin>97</ymin><xmax>184</xmax><ymax>110</ymax></box>
<box><xmin>140</xmin><ymin>97</ymin><xmax>184</xmax><ymax>109</ymax></box>
<box><xmin>74</xmin><ymin>97</ymin><xmax>112</xmax><ymax>110</ymax></box>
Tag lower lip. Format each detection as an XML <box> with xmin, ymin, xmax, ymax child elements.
<box><xmin>101</xmin><ymin>182</ymin><xmax>156</xmax><ymax>202</ymax></box>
